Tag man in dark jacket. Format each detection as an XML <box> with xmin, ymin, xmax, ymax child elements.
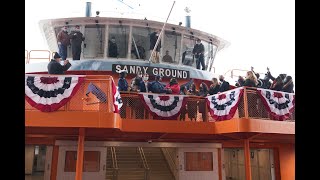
<box><xmin>149</xmin><ymin>75</ymin><xmax>166</xmax><ymax>93</ymax></box>
<box><xmin>118</xmin><ymin>70</ymin><xmax>129</xmax><ymax>91</ymax></box>
<box><xmin>282</xmin><ymin>76</ymin><xmax>294</xmax><ymax>93</ymax></box>
<box><xmin>218</xmin><ymin>75</ymin><xmax>230</xmax><ymax>92</ymax></box>
<box><xmin>57</xmin><ymin>26</ymin><xmax>70</xmax><ymax>60</ymax></box>
<box><xmin>108</xmin><ymin>36</ymin><xmax>118</xmax><ymax>58</ymax></box>
<box><xmin>47</xmin><ymin>52</ymin><xmax>71</xmax><ymax>74</ymax></box>
<box><xmin>70</xmin><ymin>25</ymin><xmax>85</xmax><ymax>60</ymax></box>
<box><xmin>149</xmin><ymin>30</ymin><xmax>161</xmax><ymax>63</ymax></box>
<box><xmin>192</xmin><ymin>38</ymin><xmax>205</xmax><ymax>70</ymax></box>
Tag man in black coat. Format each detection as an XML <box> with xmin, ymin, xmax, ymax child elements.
<box><xmin>108</xmin><ymin>36</ymin><xmax>118</xmax><ymax>58</ymax></box>
<box><xmin>47</xmin><ymin>52</ymin><xmax>72</xmax><ymax>74</ymax></box>
<box><xmin>218</xmin><ymin>75</ymin><xmax>230</xmax><ymax>92</ymax></box>
<box><xmin>192</xmin><ymin>38</ymin><xmax>205</xmax><ymax>70</ymax></box>
<box><xmin>70</xmin><ymin>25</ymin><xmax>85</xmax><ymax>60</ymax></box>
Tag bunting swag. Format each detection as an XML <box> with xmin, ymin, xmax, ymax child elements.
<box><xmin>112</xmin><ymin>79</ymin><xmax>123</xmax><ymax>113</ymax></box>
<box><xmin>207</xmin><ymin>87</ymin><xmax>244</xmax><ymax>121</ymax></box>
<box><xmin>138</xmin><ymin>93</ymin><xmax>188</xmax><ymax>120</ymax></box>
<box><xmin>257</xmin><ymin>88</ymin><xmax>295</xmax><ymax>120</ymax></box>
<box><xmin>25</xmin><ymin>75</ymin><xmax>84</xmax><ymax>112</ymax></box>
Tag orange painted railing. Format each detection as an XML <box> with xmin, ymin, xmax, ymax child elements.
<box><xmin>27</xmin><ymin>50</ymin><xmax>51</xmax><ymax>64</ymax></box>
<box><xmin>25</xmin><ymin>75</ymin><xmax>295</xmax><ymax>122</ymax></box>
<box><xmin>118</xmin><ymin>88</ymin><xmax>295</xmax><ymax>122</ymax></box>
<box><xmin>25</xmin><ymin>75</ymin><xmax>113</xmax><ymax>113</ymax></box>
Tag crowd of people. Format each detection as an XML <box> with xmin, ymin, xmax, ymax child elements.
<box><xmin>117</xmin><ymin>66</ymin><xmax>294</xmax><ymax>96</ymax></box>
<box><xmin>117</xmin><ymin>69</ymin><xmax>232</xmax><ymax>96</ymax></box>
<box><xmin>235</xmin><ymin>67</ymin><xmax>294</xmax><ymax>93</ymax></box>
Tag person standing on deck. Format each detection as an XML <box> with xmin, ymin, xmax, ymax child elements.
<box><xmin>117</xmin><ymin>70</ymin><xmax>129</xmax><ymax>92</ymax></box>
<box><xmin>57</xmin><ymin>26</ymin><xmax>70</xmax><ymax>60</ymax></box>
<box><xmin>162</xmin><ymin>50</ymin><xmax>174</xmax><ymax>63</ymax></box>
<box><xmin>108</xmin><ymin>36</ymin><xmax>118</xmax><ymax>58</ymax></box>
<box><xmin>47</xmin><ymin>52</ymin><xmax>71</xmax><ymax>74</ymax></box>
<box><xmin>70</xmin><ymin>25</ymin><xmax>85</xmax><ymax>60</ymax></box>
<box><xmin>192</xmin><ymin>38</ymin><xmax>205</xmax><ymax>70</ymax></box>
<box><xmin>218</xmin><ymin>75</ymin><xmax>230</xmax><ymax>92</ymax></box>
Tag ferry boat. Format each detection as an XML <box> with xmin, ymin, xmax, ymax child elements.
<box><xmin>25</xmin><ymin>2</ymin><xmax>295</xmax><ymax>180</ymax></box>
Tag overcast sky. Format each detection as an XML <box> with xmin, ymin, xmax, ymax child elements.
<box><xmin>25</xmin><ymin>0</ymin><xmax>294</xmax><ymax>78</ymax></box>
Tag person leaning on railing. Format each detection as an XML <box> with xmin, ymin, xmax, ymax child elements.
<box><xmin>165</xmin><ymin>78</ymin><xmax>180</xmax><ymax>94</ymax></box>
<box><xmin>179</xmin><ymin>86</ymin><xmax>188</xmax><ymax>121</ymax></box>
<box><xmin>117</xmin><ymin>70</ymin><xmax>130</xmax><ymax>92</ymax></box>
<box><xmin>218</xmin><ymin>75</ymin><xmax>230</xmax><ymax>92</ymax></box>
<box><xmin>149</xmin><ymin>75</ymin><xmax>166</xmax><ymax>94</ymax></box>
<box><xmin>209</xmin><ymin>78</ymin><xmax>220</xmax><ymax>95</ymax></box>
<box><xmin>198</xmin><ymin>82</ymin><xmax>209</xmax><ymax>122</ymax></box>
<box><xmin>251</xmin><ymin>66</ymin><xmax>263</xmax><ymax>88</ymax></box>
<box><xmin>242</xmin><ymin>71</ymin><xmax>258</xmax><ymax>87</ymax></box>
<box><xmin>187</xmin><ymin>83</ymin><xmax>199</xmax><ymax>121</ymax></box>
<box><xmin>47</xmin><ymin>52</ymin><xmax>71</xmax><ymax>74</ymax></box>
<box><xmin>282</xmin><ymin>76</ymin><xmax>294</xmax><ymax>93</ymax></box>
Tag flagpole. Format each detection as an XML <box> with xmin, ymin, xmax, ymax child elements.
<box><xmin>148</xmin><ymin>1</ymin><xmax>176</xmax><ymax>64</ymax></box>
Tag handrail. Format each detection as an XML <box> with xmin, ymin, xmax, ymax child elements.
<box><xmin>112</xmin><ymin>147</ymin><xmax>118</xmax><ymax>170</ymax></box>
<box><xmin>109</xmin><ymin>147</ymin><xmax>118</xmax><ymax>180</ymax></box>
<box><xmin>28</xmin><ymin>50</ymin><xmax>51</xmax><ymax>64</ymax></box>
<box><xmin>118</xmin><ymin>87</ymin><xmax>295</xmax><ymax>122</ymax></box>
<box><xmin>138</xmin><ymin>147</ymin><xmax>150</xmax><ymax>180</ymax></box>
<box><xmin>163</xmin><ymin>148</ymin><xmax>178</xmax><ymax>171</ymax></box>
<box><xmin>224</xmin><ymin>68</ymin><xmax>265</xmax><ymax>79</ymax></box>
<box><xmin>162</xmin><ymin>148</ymin><xmax>178</xmax><ymax>180</ymax></box>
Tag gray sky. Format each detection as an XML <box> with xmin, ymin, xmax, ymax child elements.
<box><xmin>25</xmin><ymin>0</ymin><xmax>294</xmax><ymax>78</ymax></box>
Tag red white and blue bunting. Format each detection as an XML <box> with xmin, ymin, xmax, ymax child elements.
<box><xmin>257</xmin><ymin>88</ymin><xmax>295</xmax><ymax>120</ymax></box>
<box><xmin>25</xmin><ymin>75</ymin><xmax>85</xmax><ymax>112</ymax></box>
<box><xmin>138</xmin><ymin>93</ymin><xmax>188</xmax><ymax>120</ymax></box>
<box><xmin>112</xmin><ymin>79</ymin><xmax>123</xmax><ymax>113</ymax></box>
<box><xmin>206</xmin><ymin>87</ymin><xmax>244</xmax><ymax>121</ymax></box>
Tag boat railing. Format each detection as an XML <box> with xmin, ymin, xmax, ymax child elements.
<box><xmin>25</xmin><ymin>49</ymin><xmax>216</xmax><ymax>73</ymax></box>
<box><xmin>108</xmin><ymin>147</ymin><xmax>119</xmax><ymax>180</ymax></box>
<box><xmin>25</xmin><ymin>75</ymin><xmax>114</xmax><ymax>113</ymax></box>
<box><xmin>224</xmin><ymin>68</ymin><xmax>265</xmax><ymax>79</ymax></box>
<box><xmin>25</xmin><ymin>75</ymin><xmax>295</xmax><ymax>122</ymax></box>
<box><xmin>27</xmin><ymin>50</ymin><xmax>51</xmax><ymax>64</ymax></box>
<box><xmin>161</xmin><ymin>148</ymin><xmax>178</xmax><ymax>179</ymax></box>
<box><xmin>137</xmin><ymin>147</ymin><xmax>150</xmax><ymax>180</ymax></box>
<box><xmin>118</xmin><ymin>87</ymin><xmax>295</xmax><ymax>122</ymax></box>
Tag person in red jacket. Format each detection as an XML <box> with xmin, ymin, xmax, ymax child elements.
<box><xmin>165</xmin><ymin>78</ymin><xmax>180</xmax><ymax>94</ymax></box>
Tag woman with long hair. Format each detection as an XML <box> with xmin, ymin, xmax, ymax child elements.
<box><xmin>243</xmin><ymin>71</ymin><xmax>258</xmax><ymax>87</ymax></box>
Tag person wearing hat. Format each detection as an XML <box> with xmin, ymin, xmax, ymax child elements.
<box><xmin>57</xmin><ymin>26</ymin><xmax>70</xmax><ymax>60</ymax></box>
<box><xmin>47</xmin><ymin>52</ymin><xmax>71</xmax><ymax>74</ymax></box>
<box><xmin>117</xmin><ymin>69</ymin><xmax>129</xmax><ymax>91</ymax></box>
<box><xmin>70</xmin><ymin>25</ymin><xmax>85</xmax><ymax>60</ymax></box>
<box><xmin>192</xmin><ymin>38</ymin><xmax>205</xmax><ymax>70</ymax></box>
